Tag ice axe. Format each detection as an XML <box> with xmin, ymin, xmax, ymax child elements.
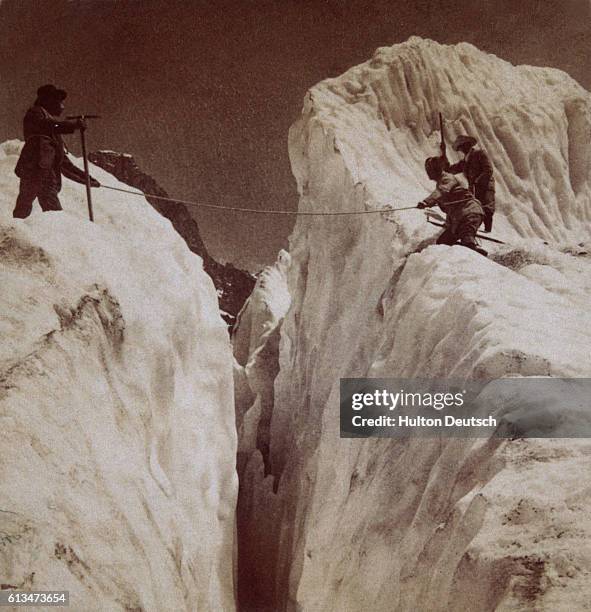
<box><xmin>426</xmin><ymin>218</ymin><xmax>506</xmax><ymax>244</ymax></box>
<box><xmin>439</xmin><ymin>111</ymin><xmax>448</xmax><ymax>163</ymax></box>
<box><xmin>67</xmin><ymin>114</ymin><xmax>100</xmax><ymax>222</ymax></box>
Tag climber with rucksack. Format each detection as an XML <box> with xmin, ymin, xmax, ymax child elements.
<box><xmin>446</xmin><ymin>134</ymin><xmax>495</xmax><ymax>233</ymax></box>
<box><xmin>417</xmin><ymin>156</ymin><xmax>488</xmax><ymax>256</ymax></box>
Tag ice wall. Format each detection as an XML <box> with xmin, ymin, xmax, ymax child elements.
<box><xmin>0</xmin><ymin>142</ymin><xmax>237</xmax><ymax>611</ymax></box>
<box><xmin>237</xmin><ymin>39</ymin><xmax>591</xmax><ymax>611</ymax></box>
<box><xmin>232</xmin><ymin>250</ymin><xmax>291</xmax><ymax>471</ymax></box>
<box><xmin>289</xmin><ymin>36</ymin><xmax>591</xmax><ymax>246</ymax></box>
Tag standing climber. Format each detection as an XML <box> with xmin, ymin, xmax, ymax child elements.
<box><xmin>13</xmin><ymin>84</ymin><xmax>100</xmax><ymax>219</ymax></box>
<box><xmin>446</xmin><ymin>134</ymin><xmax>495</xmax><ymax>232</ymax></box>
<box><xmin>418</xmin><ymin>156</ymin><xmax>487</xmax><ymax>256</ymax></box>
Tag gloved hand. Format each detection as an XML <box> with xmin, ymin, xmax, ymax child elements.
<box><xmin>90</xmin><ymin>177</ymin><xmax>100</xmax><ymax>188</ymax></box>
<box><xmin>417</xmin><ymin>201</ymin><xmax>428</xmax><ymax>209</ymax></box>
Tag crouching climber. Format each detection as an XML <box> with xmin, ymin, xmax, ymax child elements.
<box><xmin>13</xmin><ymin>84</ymin><xmax>100</xmax><ymax>219</ymax></box>
<box><xmin>447</xmin><ymin>134</ymin><xmax>495</xmax><ymax>233</ymax></box>
<box><xmin>418</xmin><ymin>156</ymin><xmax>488</xmax><ymax>256</ymax></box>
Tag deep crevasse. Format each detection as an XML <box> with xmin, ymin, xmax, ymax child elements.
<box><xmin>236</xmin><ymin>38</ymin><xmax>591</xmax><ymax>611</ymax></box>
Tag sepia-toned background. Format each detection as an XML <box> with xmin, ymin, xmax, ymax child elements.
<box><xmin>0</xmin><ymin>0</ymin><xmax>588</xmax><ymax>268</ymax></box>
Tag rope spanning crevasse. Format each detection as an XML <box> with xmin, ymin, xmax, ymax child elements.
<box><xmin>100</xmin><ymin>184</ymin><xmax>472</xmax><ymax>217</ymax></box>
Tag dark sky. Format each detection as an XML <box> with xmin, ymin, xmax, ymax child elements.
<box><xmin>1</xmin><ymin>0</ymin><xmax>589</xmax><ymax>269</ymax></box>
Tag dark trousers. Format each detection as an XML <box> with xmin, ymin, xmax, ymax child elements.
<box><xmin>477</xmin><ymin>189</ymin><xmax>495</xmax><ymax>232</ymax></box>
<box><xmin>13</xmin><ymin>172</ymin><xmax>62</xmax><ymax>219</ymax></box>
<box><xmin>437</xmin><ymin>213</ymin><xmax>483</xmax><ymax>248</ymax></box>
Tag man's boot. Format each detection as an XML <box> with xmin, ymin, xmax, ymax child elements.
<box><xmin>459</xmin><ymin>238</ymin><xmax>488</xmax><ymax>257</ymax></box>
<box><xmin>472</xmin><ymin>245</ymin><xmax>488</xmax><ymax>257</ymax></box>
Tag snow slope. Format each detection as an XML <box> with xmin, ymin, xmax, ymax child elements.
<box><xmin>237</xmin><ymin>39</ymin><xmax>591</xmax><ymax>611</ymax></box>
<box><xmin>0</xmin><ymin>141</ymin><xmax>237</xmax><ymax>611</ymax></box>
<box><xmin>88</xmin><ymin>150</ymin><xmax>256</xmax><ymax>325</ymax></box>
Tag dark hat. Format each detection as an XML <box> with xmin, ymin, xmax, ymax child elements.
<box><xmin>36</xmin><ymin>84</ymin><xmax>67</xmax><ymax>101</ymax></box>
<box><xmin>424</xmin><ymin>156</ymin><xmax>448</xmax><ymax>180</ymax></box>
<box><xmin>452</xmin><ymin>135</ymin><xmax>477</xmax><ymax>151</ymax></box>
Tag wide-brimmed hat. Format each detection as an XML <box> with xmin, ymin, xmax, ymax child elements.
<box><xmin>36</xmin><ymin>84</ymin><xmax>67</xmax><ymax>101</ymax></box>
<box><xmin>452</xmin><ymin>135</ymin><xmax>477</xmax><ymax>150</ymax></box>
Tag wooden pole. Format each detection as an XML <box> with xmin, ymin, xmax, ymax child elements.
<box><xmin>79</xmin><ymin>125</ymin><xmax>94</xmax><ymax>222</ymax></box>
<box><xmin>427</xmin><ymin>219</ymin><xmax>506</xmax><ymax>244</ymax></box>
<box><xmin>67</xmin><ymin>114</ymin><xmax>100</xmax><ymax>222</ymax></box>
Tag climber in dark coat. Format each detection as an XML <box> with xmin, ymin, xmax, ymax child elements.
<box><xmin>13</xmin><ymin>84</ymin><xmax>99</xmax><ymax>219</ymax></box>
<box><xmin>418</xmin><ymin>156</ymin><xmax>487</xmax><ymax>256</ymax></box>
<box><xmin>447</xmin><ymin>134</ymin><xmax>495</xmax><ymax>233</ymax></box>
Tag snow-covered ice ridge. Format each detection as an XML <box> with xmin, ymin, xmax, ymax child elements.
<box><xmin>291</xmin><ymin>36</ymin><xmax>591</xmax><ymax>245</ymax></box>
<box><xmin>0</xmin><ymin>141</ymin><xmax>237</xmax><ymax>611</ymax></box>
<box><xmin>237</xmin><ymin>39</ymin><xmax>591</xmax><ymax>611</ymax></box>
